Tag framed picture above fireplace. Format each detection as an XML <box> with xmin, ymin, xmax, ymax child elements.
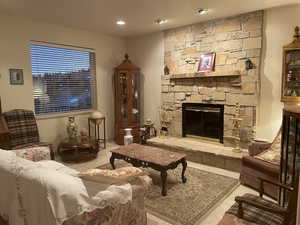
<box><xmin>197</xmin><ymin>52</ymin><xmax>216</xmax><ymax>72</ymax></box>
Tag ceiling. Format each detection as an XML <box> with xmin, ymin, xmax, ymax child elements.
<box><xmin>0</xmin><ymin>0</ymin><xmax>299</xmax><ymax>37</ymax></box>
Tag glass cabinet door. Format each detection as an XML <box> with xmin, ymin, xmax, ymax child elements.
<box><xmin>119</xmin><ymin>72</ymin><xmax>128</xmax><ymax>125</ymax></box>
<box><xmin>280</xmin><ymin>113</ymin><xmax>300</xmax><ymax>206</ymax></box>
<box><xmin>132</xmin><ymin>71</ymin><xmax>140</xmax><ymax>123</ymax></box>
<box><xmin>283</xmin><ymin>50</ymin><xmax>300</xmax><ymax>98</ymax></box>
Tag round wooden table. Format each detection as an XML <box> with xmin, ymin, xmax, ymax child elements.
<box><xmin>57</xmin><ymin>136</ymin><xmax>99</xmax><ymax>162</ymax></box>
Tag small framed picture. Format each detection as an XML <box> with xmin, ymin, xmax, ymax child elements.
<box><xmin>198</xmin><ymin>52</ymin><xmax>216</xmax><ymax>72</ymax></box>
<box><xmin>9</xmin><ymin>69</ymin><xmax>24</xmax><ymax>85</ymax></box>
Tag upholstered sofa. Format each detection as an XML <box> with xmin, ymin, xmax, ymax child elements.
<box><xmin>240</xmin><ymin>130</ymin><xmax>281</xmax><ymax>199</ymax></box>
<box><xmin>0</xmin><ymin>147</ymin><xmax>151</xmax><ymax>225</ymax></box>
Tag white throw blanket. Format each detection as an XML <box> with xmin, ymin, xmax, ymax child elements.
<box><xmin>0</xmin><ymin>150</ymin><xmax>132</xmax><ymax>225</ymax></box>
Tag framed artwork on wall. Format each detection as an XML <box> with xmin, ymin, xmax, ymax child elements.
<box><xmin>198</xmin><ymin>52</ymin><xmax>216</xmax><ymax>72</ymax></box>
<box><xmin>9</xmin><ymin>68</ymin><xmax>24</xmax><ymax>85</ymax></box>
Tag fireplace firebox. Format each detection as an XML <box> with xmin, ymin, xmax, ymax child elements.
<box><xmin>182</xmin><ymin>103</ymin><xmax>224</xmax><ymax>143</ymax></box>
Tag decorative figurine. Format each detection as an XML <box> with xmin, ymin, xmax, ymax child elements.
<box><xmin>245</xmin><ymin>59</ymin><xmax>254</xmax><ymax>70</ymax></box>
<box><xmin>80</xmin><ymin>128</ymin><xmax>89</xmax><ymax>142</ymax></box>
<box><xmin>145</xmin><ymin>119</ymin><xmax>157</xmax><ymax>137</ymax></box>
<box><xmin>251</xmin><ymin>126</ymin><xmax>256</xmax><ymax>144</ymax></box>
<box><xmin>140</xmin><ymin>118</ymin><xmax>157</xmax><ymax>144</ymax></box>
<box><xmin>67</xmin><ymin>116</ymin><xmax>78</xmax><ymax>140</ymax></box>
<box><xmin>124</xmin><ymin>128</ymin><xmax>133</xmax><ymax>146</ymax></box>
<box><xmin>230</xmin><ymin>103</ymin><xmax>243</xmax><ymax>153</ymax></box>
<box><xmin>140</xmin><ymin>127</ymin><xmax>147</xmax><ymax>144</ymax></box>
<box><xmin>164</xmin><ymin>65</ymin><xmax>170</xmax><ymax>75</ymax></box>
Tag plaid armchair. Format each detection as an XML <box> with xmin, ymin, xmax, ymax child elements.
<box><xmin>2</xmin><ymin>109</ymin><xmax>54</xmax><ymax>159</ymax></box>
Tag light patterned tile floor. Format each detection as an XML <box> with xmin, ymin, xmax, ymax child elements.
<box><xmin>59</xmin><ymin>142</ymin><xmax>257</xmax><ymax>225</ymax></box>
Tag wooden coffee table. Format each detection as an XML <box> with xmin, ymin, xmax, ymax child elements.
<box><xmin>110</xmin><ymin>143</ymin><xmax>187</xmax><ymax>196</ymax></box>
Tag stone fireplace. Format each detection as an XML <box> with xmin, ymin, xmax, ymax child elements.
<box><xmin>182</xmin><ymin>103</ymin><xmax>224</xmax><ymax>143</ymax></box>
<box><xmin>160</xmin><ymin>11</ymin><xmax>263</xmax><ymax>148</ymax></box>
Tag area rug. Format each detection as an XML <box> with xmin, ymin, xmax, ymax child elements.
<box><xmin>99</xmin><ymin>161</ymin><xmax>239</xmax><ymax>225</ymax></box>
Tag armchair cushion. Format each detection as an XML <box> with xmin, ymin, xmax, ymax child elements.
<box><xmin>11</xmin><ymin>146</ymin><xmax>51</xmax><ymax>162</ymax></box>
<box><xmin>248</xmin><ymin>142</ymin><xmax>272</xmax><ymax>156</ymax></box>
<box><xmin>242</xmin><ymin>156</ymin><xmax>279</xmax><ymax>178</ymax></box>
<box><xmin>227</xmin><ymin>193</ymin><xmax>284</xmax><ymax>225</ymax></box>
<box><xmin>240</xmin><ymin>155</ymin><xmax>280</xmax><ymax>199</ymax></box>
<box><xmin>79</xmin><ymin>167</ymin><xmax>146</xmax><ymax>184</ymax></box>
<box><xmin>254</xmin><ymin>132</ymin><xmax>281</xmax><ymax>165</ymax></box>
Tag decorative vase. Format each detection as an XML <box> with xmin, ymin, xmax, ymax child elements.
<box><xmin>67</xmin><ymin>116</ymin><xmax>78</xmax><ymax>140</ymax></box>
<box><xmin>124</xmin><ymin>128</ymin><xmax>133</xmax><ymax>146</ymax></box>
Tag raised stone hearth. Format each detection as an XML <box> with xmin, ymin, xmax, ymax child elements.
<box><xmin>147</xmin><ymin>137</ymin><xmax>248</xmax><ymax>172</ymax></box>
<box><xmin>161</xmin><ymin>10</ymin><xmax>263</xmax><ymax>148</ymax></box>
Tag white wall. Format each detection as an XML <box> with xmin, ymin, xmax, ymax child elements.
<box><xmin>127</xmin><ymin>32</ymin><xmax>164</xmax><ymax>128</ymax></box>
<box><xmin>256</xmin><ymin>4</ymin><xmax>300</xmax><ymax>141</ymax></box>
<box><xmin>0</xmin><ymin>13</ymin><xmax>126</xmax><ymax>146</ymax></box>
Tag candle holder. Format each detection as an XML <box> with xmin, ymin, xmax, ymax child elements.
<box><xmin>230</xmin><ymin>103</ymin><xmax>243</xmax><ymax>153</ymax></box>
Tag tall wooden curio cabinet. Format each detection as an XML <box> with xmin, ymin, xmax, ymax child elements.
<box><xmin>114</xmin><ymin>54</ymin><xmax>140</xmax><ymax>145</ymax></box>
<box><xmin>281</xmin><ymin>26</ymin><xmax>300</xmax><ymax>103</ymax></box>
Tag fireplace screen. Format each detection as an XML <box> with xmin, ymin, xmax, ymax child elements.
<box><xmin>182</xmin><ymin>103</ymin><xmax>224</xmax><ymax>143</ymax></box>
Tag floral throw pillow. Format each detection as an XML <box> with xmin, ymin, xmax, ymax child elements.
<box><xmin>255</xmin><ymin>131</ymin><xmax>281</xmax><ymax>165</ymax></box>
<box><xmin>78</xmin><ymin>167</ymin><xmax>146</xmax><ymax>184</ymax></box>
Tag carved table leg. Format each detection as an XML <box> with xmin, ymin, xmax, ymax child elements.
<box><xmin>181</xmin><ymin>158</ymin><xmax>187</xmax><ymax>183</ymax></box>
<box><xmin>161</xmin><ymin>170</ymin><xmax>168</xmax><ymax>196</ymax></box>
<box><xmin>110</xmin><ymin>153</ymin><xmax>116</xmax><ymax>169</ymax></box>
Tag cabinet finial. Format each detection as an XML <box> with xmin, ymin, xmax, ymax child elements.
<box><xmin>123</xmin><ymin>54</ymin><xmax>131</xmax><ymax>63</ymax></box>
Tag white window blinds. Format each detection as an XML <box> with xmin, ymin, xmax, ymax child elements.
<box><xmin>30</xmin><ymin>44</ymin><xmax>96</xmax><ymax>115</ymax></box>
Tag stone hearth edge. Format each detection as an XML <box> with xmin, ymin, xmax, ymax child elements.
<box><xmin>147</xmin><ymin>136</ymin><xmax>248</xmax><ymax>172</ymax></box>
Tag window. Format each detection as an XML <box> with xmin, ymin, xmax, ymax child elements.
<box><xmin>30</xmin><ymin>43</ymin><xmax>96</xmax><ymax>115</ymax></box>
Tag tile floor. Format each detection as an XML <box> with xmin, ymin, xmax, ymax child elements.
<box><xmin>59</xmin><ymin>142</ymin><xmax>257</xmax><ymax>225</ymax></box>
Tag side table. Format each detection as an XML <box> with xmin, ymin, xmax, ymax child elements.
<box><xmin>57</xmin><ymin>136</ymin><xmax>99</xmax><ymax>162</ymax></box>
<box><xmin>88</xmin><ymin>117</ymin><xmax>106</xmax><ymax>149</ymax></box>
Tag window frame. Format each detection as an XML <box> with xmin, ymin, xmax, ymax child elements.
<box><xmin>29</xmin><ymin>41</ymin><xmax>98</xmax><ymax>119</ymax></box>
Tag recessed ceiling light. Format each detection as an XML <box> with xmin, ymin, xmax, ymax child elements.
<box><xmin>196</xmin><ymin>8</ymin><xmax>209</xmax><ymax>15</ymax></box>
<box><xmin>155</xmin><ymin>19</ymin><xmax>168</xmax><ymax>25</ymax></box>
<box><xmin>116</xmin><ymin>20</ymin><xmax>126</xmax><ymax>25</ymax></box>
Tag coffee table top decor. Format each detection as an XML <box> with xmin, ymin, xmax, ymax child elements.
<box><xmin>111</xmin><ymin>143</ymin><xmax>186</xmax><ymax>167</ymax></box>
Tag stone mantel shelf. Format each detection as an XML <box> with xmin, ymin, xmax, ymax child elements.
<box><xmin>168</xmin><ymin>70</ymin><xmax>241</xmax><ymax>79</ymax></box>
